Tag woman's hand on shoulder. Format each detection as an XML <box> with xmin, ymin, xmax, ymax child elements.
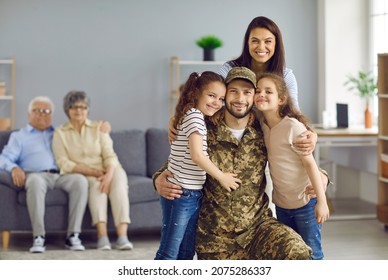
<box><xmin>292</xmin><ymin>130</ymin><xmax>317</xmax><ymax>155</ymax></box>
<box><xmin>99</xmin><ymin>120</ymin><xmax>111</xmax><ymax>133</ymax></box>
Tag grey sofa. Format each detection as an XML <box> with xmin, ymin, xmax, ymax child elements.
<box><xmin>0</xmin><ymin>128</ymin><xmax>170</xmax><ymax>249</ymax></box>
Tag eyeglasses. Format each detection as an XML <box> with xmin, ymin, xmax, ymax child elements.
<box><xmin>70</xmin><ymin>105</ymin><xmax>88</xmax><ymax>110</ymax></box>
<box><xmin>32</xmin><ymin>108</ymin><xmax>52</xmax><ymax>115</ymax></box>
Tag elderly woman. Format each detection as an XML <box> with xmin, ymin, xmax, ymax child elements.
<box><xmin>52</xmin><ymin>90</ymin><xmax>132</xmax><ymax>250</ymax></box>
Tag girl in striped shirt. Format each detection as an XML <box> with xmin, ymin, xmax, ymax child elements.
<box><xmin>154</xmin><ymin>71</ymin><xmax>241</xmax><ymax>260</ymax></box>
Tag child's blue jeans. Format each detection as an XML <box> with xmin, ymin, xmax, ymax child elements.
<box><xmin>154</xmin><ymin>188</ymin><xmax>203</xmax><ymax>260</ymax></box>
<box><xmin>276</xmin><ymin>198</ymin><xmax>324</xmax><ymax>260</ymax></box>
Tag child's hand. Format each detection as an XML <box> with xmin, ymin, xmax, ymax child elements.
<box><xmin>219</xmin><ymin>173</ymin><xmax>241</xmax><ymax>192</ymax></box>
<box><xmin>315</xmin><ymin>201</ymin><xmax>330</xmax><ymax>224</ymax></box>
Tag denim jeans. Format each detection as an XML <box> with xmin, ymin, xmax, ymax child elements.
<box><xmin>276</xmin><ymin>198</ymin><xmax>323</xmax><ymax>260</ymax></box>
<box><xmin>155</xmin><ymin>188</ymin><xmax>203</xmax><ymax>260</ymax></box>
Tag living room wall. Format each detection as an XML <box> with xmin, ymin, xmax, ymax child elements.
<box><xmin>0</xmin><ymin>0</ymin><xmax>318</xmax><ymax>130</ymax></box>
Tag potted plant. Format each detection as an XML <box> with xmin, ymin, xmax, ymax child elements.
<box><xmin>344</xmin><ymin>70</ymin><xmax>377</xmax><ymax>128</ymax></box>
<box><xmin>196</xmin><ymin>35</ymin><xmax>223</xmax><ymax>61</ymax></box>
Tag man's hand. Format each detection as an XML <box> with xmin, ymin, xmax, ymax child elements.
<box><xmin>11</xmin><ymin>167</ymin><xmax>26</xmax><ymax>188</ymax></box>
<box><xmin>155</xmin><ymin>169</ymin><xmax>182</xmax><ymax>200</ymax></box>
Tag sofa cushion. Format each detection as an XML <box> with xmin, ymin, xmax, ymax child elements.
<box><xmin>128</xmin><ymin>175</ymin><xmax>160</xmax><ymax>204</ymax></box>
<box><xmin>0</xmin><ymin>170</ymin><xmax>18</xmax><ymax>190</ymax></box>
<box><xmin>146</xmin><ymin>128</ymin><xmax>170</xmax><ymax>177</ymax></box>
<box><xmin>0</xmin><ymin>184</ymin><xmax>19</xmax><ymax>230</ymax></box>
<box><xmin>111</xmin><ymin>130</ymin><xmax>146</xmax><ymax>176</ymax></box>
<box><xmin>0</xmin><ymin>130</ymin><xmax>12</xmax><ymax>152</ymax></box>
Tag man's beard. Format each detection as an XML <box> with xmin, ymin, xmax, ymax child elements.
<box><xmin>224</xmin><ymin>102</ymin><xmax>253</xmax><ymax>119</ymax></box>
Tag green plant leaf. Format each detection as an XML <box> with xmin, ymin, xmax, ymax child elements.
<box><xmin>344</xmin><ymin>70</ymin><xmax>377</xmax><ymax>98</ymax></box>
<box><xmin>196</xmin><ymin>35</ymin><xmax>223</xmax><ymax>49</ymax></box>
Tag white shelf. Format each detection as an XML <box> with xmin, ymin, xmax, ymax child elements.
<box><xmin>378</xmin><ymin>93</ymin><xmax>388</xmax><ymax>98</ymax></box>
<box><xmin>176</xmin><ymin>60</ymin><xmax>225</xmax><ymax>66</ymax></box>
<box><xmin>379</xmin><ymin>177</ymin><xmax>388</xmax><ymax>184</ymax></box>
<box><xmin>0</xmin><ymin>96</ymin><xmax>13</xmax><ymax>100</ymax></box>
<box><xmin>0</xmin><ymin>57</ymin><xmax>15</xmax><ymax>130</ymax></box>
<box><xmin>0</xmin><ymin>59</ymin><xmax>14</xmax><ymax>64</ymax></box>
<box><xmin>169</xmin><ymin>56</ymin><xmax>225</xmax><ymax>116</ymax></box>
<box><xmin>379</xmin><ymin>135</ymin><xmax>388</xmax><ymax>141</ymax></box>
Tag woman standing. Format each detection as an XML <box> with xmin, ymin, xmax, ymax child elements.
<box><xmin>52</xmin><ymin>90</ymin><xmax>133</xmax><ymax>251</ymax></box>
<box><xmin>218</xmin><ymin>16</ymin><xmax>330</xmax><ymax>189</ymax></box>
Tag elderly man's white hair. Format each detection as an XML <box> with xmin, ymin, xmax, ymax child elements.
<box><xmin>28</xmin><ymin>96</ymin><xmax>55</xmax><ymax>113</ymax></box>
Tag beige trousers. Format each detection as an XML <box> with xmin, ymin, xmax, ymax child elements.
<box><xmin>87</xmin><ymin>166</ymin><xmax>130</xmax><ymax>227</ymax></box>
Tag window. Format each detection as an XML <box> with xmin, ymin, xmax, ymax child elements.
<box><xmin>370</xmin><ymin>0</ymin><xmax>388</xmax><ymax>114</ymax></box>
<box><xmin>371</xmin><ymin>0</ymin><xmax>388</xmax><ymax>67</ymax></box>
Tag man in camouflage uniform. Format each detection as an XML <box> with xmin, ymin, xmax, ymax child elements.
<box><xmin>154</xmin><ymin>67</ymin><xmax>312</xmax><ymax>260</ymax></box>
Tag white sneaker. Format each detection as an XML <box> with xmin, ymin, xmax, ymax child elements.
<box><xmin>65</xmin><ymin>233</ymin><xmax>85</xmax><ymax>251</ymax></box>
<box><xmin>29</xmin><ymin>236</ymin><xmax>46</xmax><ymax>253</ymax></box>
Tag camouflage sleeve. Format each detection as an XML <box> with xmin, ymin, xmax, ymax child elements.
<box><xmin>152</xmin><ymin>160</ymin><xmax>168</xmax><ymax>191</ymax></box>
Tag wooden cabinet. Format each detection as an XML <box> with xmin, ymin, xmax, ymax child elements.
<box><xmin>0</xmin><ymin>57</ymin><xmax>15</xmax><ymax>130</ymax></box>
<box><xmin>169</xmin><ymin>56</ymin><xmax>224</xmax><ymax>116</ymax></box>
<box><xmin>377</xmin><ymin>53</ymin><xmax>388</xmax><ymax>229</ymax></box>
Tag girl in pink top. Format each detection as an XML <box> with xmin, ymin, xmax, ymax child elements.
<box><xmin>254</xmin><ymin>72</ymin><xmax>329</xmax><ymax>260</ymax></box>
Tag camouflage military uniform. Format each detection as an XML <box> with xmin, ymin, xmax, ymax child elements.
<box><xmin>195</xmin><ymin>118</ymin><xmax>312</xmax><ymax>260</ymax></box>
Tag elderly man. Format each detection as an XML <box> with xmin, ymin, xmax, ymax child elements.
<box><xmin>154</xmin><ymin>67</ymin><xmax>314</xmax><ymax>260</ymax></box>
<box><xmin>0</xmin><ymin>96</ymin><xmax>88</xmax><ymax>253</ymax></box>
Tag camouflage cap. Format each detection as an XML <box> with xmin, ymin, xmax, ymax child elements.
<box><xmin>225</xmin><ymin>67</ymin><xmax>257</xmax><ymax>88</ymax></box>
